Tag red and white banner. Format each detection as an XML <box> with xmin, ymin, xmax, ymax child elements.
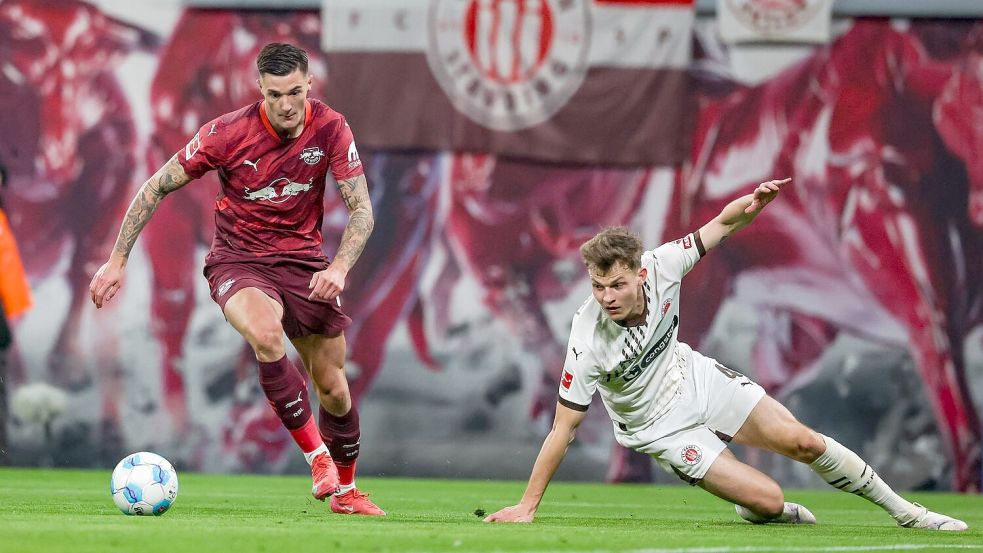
<box><xmin>717</xmin><ymin>0</ymin><xmax>833</xmax><ymax>44</ymax></box>
<box><xmin>322</xmin><ymin>0</ymin><xmax>694</xmax><ymax>165</ymax></box>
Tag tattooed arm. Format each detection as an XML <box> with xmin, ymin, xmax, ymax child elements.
<box><xmin>89</xmin><ymin>155</ymin><xmax>193</xmax><ymax>308</ymax></box>
<box><xmin>308</xmin><ymin>174</ymin><xmax>375</xmax><ymax>302</ymax></box>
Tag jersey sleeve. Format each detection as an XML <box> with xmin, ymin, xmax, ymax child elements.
<box><xmin>650</xmin><ymin>231</ymin><xmax>705</xmax><ymax>281</ymax></box>
<box><xmin>328</xmin><ymin>117</ymin><xmax>364</xmax><ymax>181</ymax></box>
<box><xmin>177</xmin><ymin>117</ymin><xmax>229</xmax><ymax>179</ymax></box>
<box><xmin>557</xmin><ymin>338</ymin><xmax>599</xmax><ymax>412</ymax></box>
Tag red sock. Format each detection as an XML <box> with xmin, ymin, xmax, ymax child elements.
<box><xmin>288</xmin><ymin>416</ymin><xmax>324</xmax><ymax>455</ymax></box>
<box><xmin>337</xmin><ymin>461</ymin><xmax>356</xmax><ymax>486</ymax></box>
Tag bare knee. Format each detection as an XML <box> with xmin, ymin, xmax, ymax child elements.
<box><xmin>312</xmin><ymin>369</ymin><xmax>350</xmax><ymax>412</ymax></box>
<box><xmin>245</xmin><ymin>324</ymin><xmax>285</xmax><ymax>361</ymax></box>
<box><xmin>787</xmin><ymin>429</ymin><xmax>826</xmax><ymax>464</ymax></box>
<box><xmin>744</xmin><ymin>481</ymin><xmax>785</xmax><ymax>519</ymax></box>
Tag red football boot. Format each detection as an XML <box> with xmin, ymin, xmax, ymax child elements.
<box><xmin>311</xmin><ymin>453</ymin><xmax>339</xmax><ymax>500</ymax></box>
<box><xmin>330</xmin><ymin>489</ymin><xmax>386</xmax><ymax>516</ymax></box>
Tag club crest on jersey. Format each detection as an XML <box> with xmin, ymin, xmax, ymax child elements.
<box><xmin>299</xmin><ymin>147</ymin><xmax>324</xmax><ymax>165</ymax></box>
<box><xmin>661</xmin><ymin>299</ymin><xmax>672</xmax><ymax>318</ymax></box>
<box><xmin>681</xmin><ymin>445</ymin><xmax>702</xmax><ymax>466</ymax></box>
<box><xmin>560</xmin><ymin>370</ymin><xmax>574</xmax><ymax>390</ymax></box>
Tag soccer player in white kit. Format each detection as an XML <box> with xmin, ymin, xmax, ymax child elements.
<box><xmin>485</xmin><ymin>178</ymin><xmax>968</xmax><ymax>530</ymax></box>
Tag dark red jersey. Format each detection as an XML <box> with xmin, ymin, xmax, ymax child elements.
<box><xmin>177</xmin><ymin>99</ymin><xmax>363</xmax><ymax>266</ymax></box>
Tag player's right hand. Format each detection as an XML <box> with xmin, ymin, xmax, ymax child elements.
<box><xmin>89</xmin><ymin>258</ymin><xmax>125</xmax><ymax>309</ymax></box>
<box><xmin>483</xmin><ymin>504</ymin><xmax>535</xmax><ymax>523</ymax></box>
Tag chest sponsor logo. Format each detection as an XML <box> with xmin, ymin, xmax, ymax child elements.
<box><xmin>425</xmin><ymin>0</ymin><xmax>590</xmax><ymax>132</ymax></box>
<box><xmin>675</xmin><ymin>235</ymin><xmax>693</xmax><ymax>249</ymax></box>
<box><xmin>681</xmin><ymin>444</ymin><xmax>702</xmax><ymax>466</ymax></box>
<box><xmin>243</xmin><ymin>177</ymin><xmax>314</xmax><ymax>203</ymax></box>
<box><xmin>605</xmin><ymin>315</ymin><xmax>678</xmax><ymax>384</ymax></box>
<box><xmin>300</xmin><ymin>147</ymin><xmax>324</xmax><ymax>165</ymax></box>
<box><xmin>560</xmin><ymin>370</ymin><xmax>574</xmax><ymax>390</ymax></box>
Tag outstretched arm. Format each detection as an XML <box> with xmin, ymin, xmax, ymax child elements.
<box><xmin>697</xmin><ymin>178</ymin><xmax>790</xmax><ymax>253</ymax></box>
<box><xmin>484</xmin><ymin>402</ymin><xmax>587</xmax><ymax>523</ymax></box>
<box><xmin>89</xmin><ymin>155</ymin><xmax>193</xmax><ymax>308</ymax></box>
<box><xmin>309</xmin><ymin>174</ymin><xmax>375</xmax><ymax>302</ymax></box>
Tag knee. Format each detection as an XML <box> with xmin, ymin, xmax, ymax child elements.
<box><xmin>789</xmin><ymin>430</ymin><xmax>826</xmax><ymax>463</ymax></box>
<box><xmin>748</xmin><ymin>481</ymin><xmax>785</xmax><ymax>519</ymax></box>
<box><xmin>246</xmin><ymin>324</ymin><xmax>285</xmax><ymax>360</ymax></box>
<box><xmin>318</xmin><ymin>384</ymin><xmax>349</xmax><ymax>407</ymax></box>
<box><xmin>313</xmin><ymin>370</ymin><xmax>349</xmax><ymax>406</ymax></box>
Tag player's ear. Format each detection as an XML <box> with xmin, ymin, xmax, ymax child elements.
<box><xmin>638</xmin><ymin>267</ymin><xmax>647</xmax><ymax>281</ymax></box>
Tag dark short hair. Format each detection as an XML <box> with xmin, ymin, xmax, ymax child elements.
<box><xmin>580</xmin><ymin>227</ymin><xmax>644</xmax><ymax>273</ymax></box>
<box><xmin>256</xmin><ymin>43</ymin><xmax>309</xmax><ymax>77</ymax></box>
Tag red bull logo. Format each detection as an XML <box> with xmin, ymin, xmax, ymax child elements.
<box><xmin>243</xmin><ymin>177</ymin><xmax>314</xmax><ymax>204</ymax></box>
<box><xmin>426</xmin><ymin>0</ymin><xmax>590</xmax><ymax>131</ymax></box>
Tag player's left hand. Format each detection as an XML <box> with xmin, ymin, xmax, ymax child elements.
<box><xmin>309</xmin><ymin>265</ymin><xmax>346</xmax><ymax>302</ymax></box>
<box><xmin>744</xmin><ymin>178</ymin><xmax>791</xmax><ymax>215</ymax></box>
<box><xmin>483</xmin><ymin>505</ymin><xmax>535</xmax><ymax>523</ymax></box>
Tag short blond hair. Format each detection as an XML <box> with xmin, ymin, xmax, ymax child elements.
<box><xmin>579</xmin><ymin>227</ymin><xmax>643</xmax><ymax>272</ymax></box>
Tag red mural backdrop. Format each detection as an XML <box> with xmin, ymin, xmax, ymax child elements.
<box><xmin>0</xmin><ymin>1</ymin><xmax>980</xmax><ymax>491</ymax></box>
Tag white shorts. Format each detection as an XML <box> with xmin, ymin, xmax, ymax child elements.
<box><xmin>613</xmin><ymin>346</ymin><xmax>765</xmax><ymax>484</ymax></box>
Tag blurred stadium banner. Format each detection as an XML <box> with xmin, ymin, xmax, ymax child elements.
<box><xmin>716</xmin><ymin>0</ymin><xmax>833</xmax><ymax>44</ymax></box>
<box><xmin>321</xmin><ymin>0</ymin><xmax>694</xmax><ymax>165</ymax></box>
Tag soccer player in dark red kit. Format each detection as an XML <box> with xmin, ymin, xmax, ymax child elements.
<box><xmin>89</xmin><ymin>43</ymin><xmax>383</xmax><ymax>515</ymax></box>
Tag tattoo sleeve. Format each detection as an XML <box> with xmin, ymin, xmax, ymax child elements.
<box><xmin>333</xmin><ymin>174</ymin><xmax>375</xmax><ymax>272</ymax></box>
<box><xmin>112</xmin><ymin>155</ymin><xmax>192</xmax><ymax>259</ymax></box>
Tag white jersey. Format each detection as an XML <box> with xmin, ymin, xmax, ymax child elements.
<box><xmin>558</xmin><ymin>233</ymin><xmax>704</xmax><ymax>431</ymax></box>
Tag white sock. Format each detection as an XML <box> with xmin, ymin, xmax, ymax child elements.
<box><xmin>338</xmin><ymin>482</ymin><xmax>356</xmax><ymax>495</ymax></box>
<box><xmin>809</xmin><ymin>435</ymin><xmax>917</xmax><ymax>524</ymax></box>
<box><xmin>304</xmin><ymin>444</ymin><xmax>329</xmax><ymax>465</ymax></box>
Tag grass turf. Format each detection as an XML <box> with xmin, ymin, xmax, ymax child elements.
<box><xmin>1</xmin><ymin>467</ymin><xmax>982</xmax><ymax>553</ymax></box>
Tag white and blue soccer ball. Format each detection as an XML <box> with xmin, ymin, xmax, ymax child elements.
<box><xmin>111</xmin><ymin>451</ymin><xmax>179</xmax><ymax>516</ymax></box>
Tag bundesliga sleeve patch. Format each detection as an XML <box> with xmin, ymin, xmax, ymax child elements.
<box><xmin>560</xmin><ymin>370</ymin><xmax>574</xmax><ymax>390</ymax></box>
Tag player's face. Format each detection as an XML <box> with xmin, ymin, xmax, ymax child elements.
<box><xmin>589</xmin><ymin>262</ymin><xmax>647</xmax><ymax>323</ymax></box>
<box><xmin>259</xmin><ymin>68</ymin><xmax>312</xmax><ymax>136</ymax></box>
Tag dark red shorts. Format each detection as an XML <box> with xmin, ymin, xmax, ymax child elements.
<box><xmin>203</xmin><ymin>256</ymin><xmax>352</xmax><ymax>339</ymax></box>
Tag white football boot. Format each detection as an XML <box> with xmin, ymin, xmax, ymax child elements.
<box><xmin>736</xmin><ymin>502</ymin><xmax>817</xmax><ymax>525</ymax></box>
<box><xmin>898</xmin><ymin>503</ymin><xmax>968</xmax><ymax>531</ymax></box>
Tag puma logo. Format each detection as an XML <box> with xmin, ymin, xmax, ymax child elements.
<box><xmin>284</xmin><ymin>390</ymin><xmax>304</xmax><ymax>408</ymax></box>
<box><xmin>208</xmin><ymin>123</ymin><xmax>217</xmax><ymax>136</ymax></box>
<box><xmin>572</xmin><ymin>347</ymin><xmax>582</xmax><ymax>360</ymax></box>
<box><xmin>243</xmin><ymin>158</ymin><xmax>261</xmax><ymax>171</ymax></box>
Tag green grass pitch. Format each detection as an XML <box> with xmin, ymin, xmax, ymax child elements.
<box><xmin>2</xmin><ymin>467</ymin><xmax>982</xmax><ymax>553</ymax></box>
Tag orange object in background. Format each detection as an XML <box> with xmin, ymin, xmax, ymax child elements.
<box><xmin>0</xmin><ymin>208</ymin><xmax>32</xmax><ymax>318</ymax></box>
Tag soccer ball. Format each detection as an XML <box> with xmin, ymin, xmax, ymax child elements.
<box><xmin>110</xmin><ymin>451</ymin><xmax>179</xmax><ymax>516</ymax></box>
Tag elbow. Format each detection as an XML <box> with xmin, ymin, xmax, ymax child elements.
<box><xmin>351</xmin><ymin>207</ymin><xmax>374</xmax><ymax>234</ymax></box>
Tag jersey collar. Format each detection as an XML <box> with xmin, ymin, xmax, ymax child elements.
<box><xmin>259</xmin><ymin>100</ymin><xmax>313</xmax><ymax>141</ymax></box>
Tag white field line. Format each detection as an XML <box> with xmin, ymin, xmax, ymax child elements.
<box><xmin>522</xmin><ymin>545</ymin><xmax>983</xmax><ymax>553</ymax></box>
